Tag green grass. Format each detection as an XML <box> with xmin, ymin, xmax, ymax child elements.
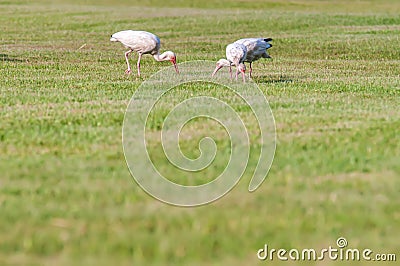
<box><xmin>1</xmin><ymin>0</ymin><xmax>400</xmax><ymax>265</ymax></box>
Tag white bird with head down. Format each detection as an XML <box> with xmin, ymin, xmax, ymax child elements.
<box><xmin>110</xmin><ymin>30</ymin><xmax>179</xmax><ymax>77</ymax></box>
<box><xmin>234</xmin><ymin>38</ymin><xmax>273</xmax><ymax>78</ymax></box>
<box><xmin>212</xmin><ymin>42</ymin><xmax>247</xmax><ymax>82</ymax></box>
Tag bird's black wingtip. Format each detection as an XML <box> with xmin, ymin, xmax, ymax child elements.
<box><xmin>264</xmin><ymin>38</ymin><xmax>273</xmax><ymax>42</ymax></box>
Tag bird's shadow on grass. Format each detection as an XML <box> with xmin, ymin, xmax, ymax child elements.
<box><xmin>0</xmin><ymin>54</ymin><xmax>24</xmax><ymax>62</ymax></box>
<box><xmin>252</xmin><ymin>75</ymin><xmax>294</xmax><ymax>84</ymax></box>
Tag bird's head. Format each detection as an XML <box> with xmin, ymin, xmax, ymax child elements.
<box><xmin>165</xmin><ymin>51</ymin><xmax>179</xmax><ymax>73</ymax></box>
<box><xmin>212</xmin><ymin>59</ymin><xmax>231</xmax><ymax>77</ymax></box>
<box><xmin>110</xmin><ymin>35</ymin><xmax>118</xmax><ymax>42</ymax></box>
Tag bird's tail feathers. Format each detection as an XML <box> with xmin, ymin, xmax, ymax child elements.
<box><xmin>263</xmin><ymin>38</ymin><xmax>273</xmax><ymax>42</ymax></box>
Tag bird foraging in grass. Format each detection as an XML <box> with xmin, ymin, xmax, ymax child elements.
<box><xmin>212</xmin><ymin>42</ymin><xmax>247</xmax><ymax>82</ymax></box>
<box><xmin>234</xmin><ymin>38</ymin><xmax>273</xmax><ymax>78</ymax></box>
<box><xmin>110</xmin><ymin>30</ymin><xmax>179</xmax><ymax>77</ymax></box>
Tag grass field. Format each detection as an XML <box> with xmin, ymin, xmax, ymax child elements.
<box><xmin>1</xmin><ymin>0</ymin><xmax>400</xmax><ymax>265</ymax></box>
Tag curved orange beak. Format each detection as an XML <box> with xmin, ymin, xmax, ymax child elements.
<box><xmin>170</xmin><ymin>57</ymin><xmax>179</xmax><ymax>73</ymax></box>
<box><xmin>212</xmin><ymin>65</ymin><xmax>222</xmax><ymax>77</ymax></box>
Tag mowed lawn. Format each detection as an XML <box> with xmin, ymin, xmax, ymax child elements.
<box><xmin>1</xmin><ymin>0</ymin><xmax>399</xmax><ymax>265</ymax></box>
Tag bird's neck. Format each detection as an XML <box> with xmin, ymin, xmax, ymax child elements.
<box><xmin>153</xmin><ymin>52</ymin><xmax>170</xmax><ymax>62</ymax></box>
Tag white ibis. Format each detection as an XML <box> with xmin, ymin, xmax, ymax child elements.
<box><xmin>212</xmin><ymin>42</ymin><xmax>247</xmax><ymax>82</ymax></box>
<box><xmin>110</xmin><ymin>30</ymin><xmax>179</xmax><ymax>77</ymax></box>
<box><xmin>234</xmin><ymin>38</ymin><xmax>273</xmax><ymax>78</ymax></box>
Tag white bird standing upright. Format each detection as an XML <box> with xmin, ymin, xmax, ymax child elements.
<box><xmin>212</xmin><ymin>42</ymin><xmax>247</xmax><ymax>82</ymax></box>
<box><xmin>234</xmin><ymin>38</ymin><xmax>273</xmax><ymax>78</ymax></box>
<box><xmin>110</xmin><ymin>30</ymin><xmax>179</xmax><ymax>77</ymax></box>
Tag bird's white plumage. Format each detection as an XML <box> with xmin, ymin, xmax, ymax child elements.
<box><xmin>212</xmin><ymin>42</ymin><xmax>247</xmax><ymax>82</ymax></box>
<box><xmin>212</xmin><ymin>38</ymin><xmax>273</xmax><ymax>80</ymax></box>
<box><xmin>234</xmin><ymin>38</ymin><xmax>273</xmax><ymax>77</ymax></box>
<box><xmin>110</xmin><ymin>30</ymin><xmax>178</xmax><ymax>76</ymax></box>
<box><xmin>234</xmin><ymin>38</ymin><xmax>272</xmax><ymax>62</ymax></box>
<box><xmin>111</xmin><ymin>30</ymin><xmax>160</xmax><ymax>55</ymax></box>
<box><xmin>226</xmin><ymin>43</ymin><xmax>247</xmax><ymax>66</ymax></box>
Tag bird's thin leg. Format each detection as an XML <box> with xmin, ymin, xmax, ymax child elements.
<box><xmin>241</xmin><ymin>71</ymin><xmax>246</xmax><ymax>83</ymax></box>
<box><xmin>136</xmin><ymin>53</ymin><xmax>142</xmax><ymax>77</ymax></box>
<box><xmin>229</xmin><ymin>65</ymin><xmax>233</xmax><ymax>79</ymax></box>
<box><xmin>124</xmin><ymin>50</ymin><xmax>132</xmax><ymax>74</ymax></box>
<box><xmin>235</xmin><ymin>68</ymin><xmax>239</xmax><ymax>81</ymax></box>
<box><xmin>249</xmin><ymin>62</ymin><xmax>253</xmax><ymax>78</ymax></box>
